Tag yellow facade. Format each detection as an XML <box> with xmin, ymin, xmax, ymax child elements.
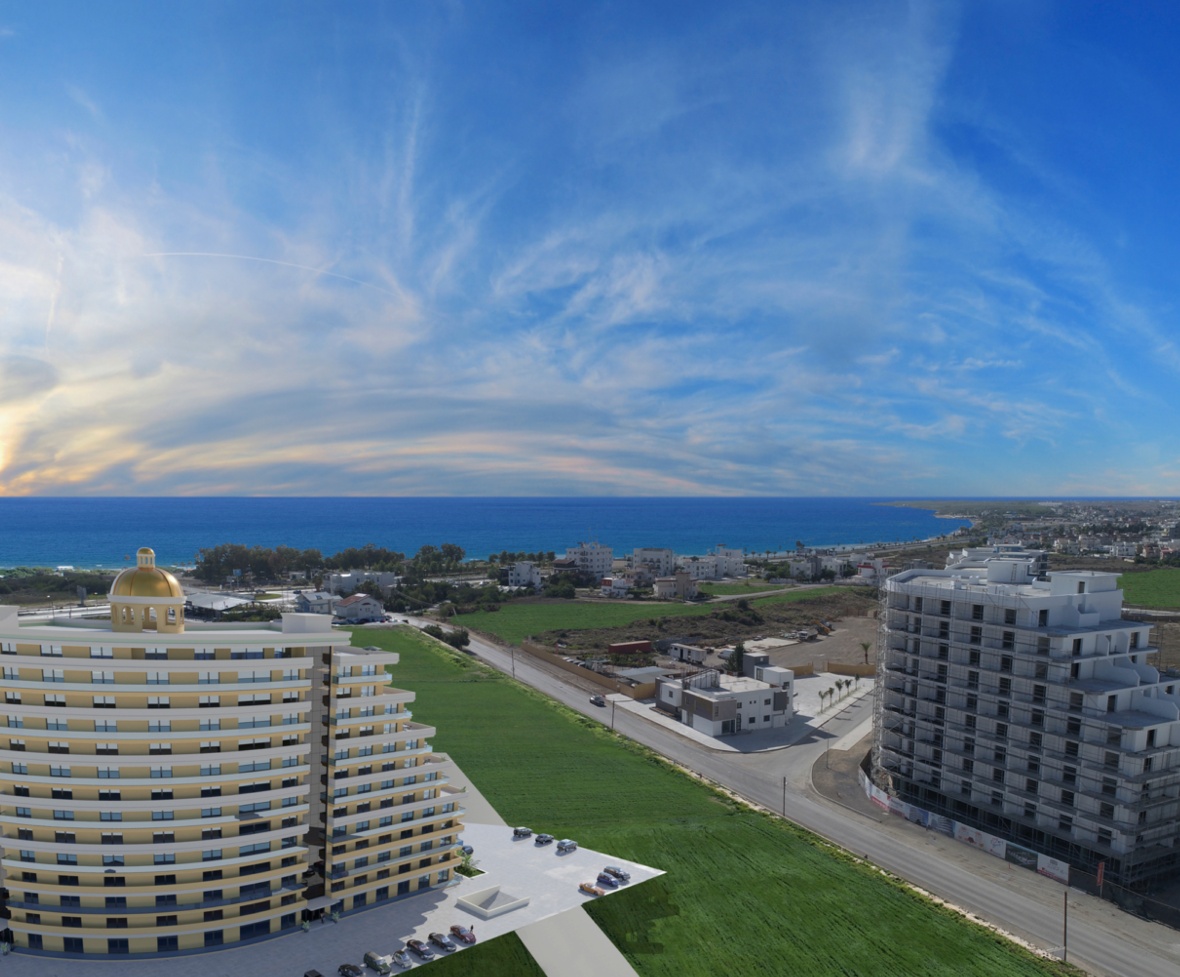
<box><xmin>0</xmin><ymin>551</ymin><xmax>463</xmax><ymax>957</ymax></box>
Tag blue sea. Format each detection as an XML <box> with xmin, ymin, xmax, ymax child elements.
<box><xmin>0</xmin><ymin>497</ymin><xmax>970</xmax><ymax>568</ymax></box>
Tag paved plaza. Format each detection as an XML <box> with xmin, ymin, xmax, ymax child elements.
<box><xmin>0</xmin><ymin>773</ymin><xmax>659</xmax><ymax>977</ymax></box>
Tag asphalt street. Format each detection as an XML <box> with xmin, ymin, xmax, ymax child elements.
<box><xmin>407</xmin><ymin>618</ymin><xmax>1180</xmax><ymax>977</ymax></box>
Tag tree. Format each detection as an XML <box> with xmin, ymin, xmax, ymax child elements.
<box><xmin>860</xmin><ymin>641</ymin><xmax>873</xmax><ymax>665</ymax></box>
<box><xmin>729</xmin><ymin>641</ymin><xmax>746</xmax><ymax>675</ymax></box>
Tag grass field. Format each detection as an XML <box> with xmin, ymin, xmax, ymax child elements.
<box><xmin>451</xmin><ymin>588</ymin><xmax>847</xmax><ymax>645</ymax></box>
<box><xmin>1120</xmin><ymin>568</ymin><xmax>1180</xmax><ymax>609</ymax></box>
<box><xmin>362</xmin><ymin>627</ymin><xmax>1075</xmax><ymax>977</ymax></box>
<box><xmin>697</xmin><ymin>581</ymin><xmax>792</xmax><ymax>596</ymax></box>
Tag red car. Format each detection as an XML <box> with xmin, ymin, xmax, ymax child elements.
<box><xmin>449</xmin><ymin>924</ymin><xmax>476</xmax><ymax>945</ymax></box>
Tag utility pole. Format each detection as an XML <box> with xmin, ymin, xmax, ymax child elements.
<box><xmin>510</xmin><ymin>646</ymin><xmax>516</xmax><ymax>681</ymax></box>
<box><xmin>1062</xmin><ymin>890</ymin><xmax>1068</xmax><ymax>963</ymax></box>
<box><xmin>611</xmin><ymin>698</ymin><xmax>617</xmax><ymax>731</ymax></box>
<box><xmin>782</xmin><ymin>776</ymin><xmax>787</xmax><ymax>816</ymax></box>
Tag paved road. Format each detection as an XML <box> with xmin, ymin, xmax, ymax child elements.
<box><xmin>410</xmin><ymin>619</ymin><xmax>1180</xmax><ymax>977</ymax></box>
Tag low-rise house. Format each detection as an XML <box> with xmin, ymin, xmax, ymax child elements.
<box><xmin>601</xmin><ymin>576</ymin><xmax>633</xmax><ymax>598</ymax></box>
<box><xmin>656</xmin><ymin>666</ymin><xmax>794</xmax><ymax>736</ymax></box>
<box><xmin>653</xmin><ymin>570</ymin><xmax>698</xmax><ymax>600</ymax></box>
<box><xmin>333</xmin><ymin>593</ymin><xmax>385</xmax><ymax>623</ymax></box>
<box><xmin>293</xmin><ymin>589</ymin><xmax>339</xmax><ymax>614</ymax></box>
<box><xmin>507</xmin><ymin>561</ymin><xmax>543</xmax><ymax>589</ymax></box>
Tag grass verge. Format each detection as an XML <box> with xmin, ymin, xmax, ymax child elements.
<box><xmin>363</xmin><ymin>627</ymin><xmax>1078</xmax><ymax>977</ymax></box>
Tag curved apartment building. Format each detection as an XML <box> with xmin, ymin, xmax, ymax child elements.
<box><xmin>0</xmin><ymin>548</ymin><xmax>464</xmax><ymax>956</ymax></box>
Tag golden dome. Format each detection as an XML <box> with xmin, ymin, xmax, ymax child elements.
<box><xmin>110</xmin><ymin>547</ymin><xmax>184</xmax><ymax>599</ymax></box>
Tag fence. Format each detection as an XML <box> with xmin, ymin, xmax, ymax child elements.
<box><xmin>827</xmin><ymin>662</ymin><xmax>874</xmax><ymax>678</ymax></box>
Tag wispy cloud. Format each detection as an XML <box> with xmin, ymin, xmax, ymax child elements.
<box><xmin>0</xmin><ymin>2</ymin><xmax>1176</xmax><ymax>496</ymax></box>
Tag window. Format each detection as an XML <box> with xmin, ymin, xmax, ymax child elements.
<box><xmin>1062</xmin><ymin>766</ymin><xmax>1076</xmax><ymax>785</ymax></box>
<box><xmin>1099</xmin><ymin>802</ymin><xmax>1115</xmax><ymax>820</ymax></box>
<box><xmin>199</xmin><ymin>695</ymin><xmax>220</xmax><ymax>708</ymax></box>
<box><xmin>972</xmin><ymin>604</ymin><xmax>984</xmax><ymax>621</ymax></box>
<box><xmin>1061</xmin><ymin>789</ymin><xmax>1074</xmax><ymax>806</ymax></box>
<box><xmin>154</xmin><ymin>853</ymin><xmax>176</xmax><ymax>864</ymax></box>
<box><xmin>147</xmin><ymin>696</ymin><xmax>170</xmax><ymax>709</ymax></box>
<box><xmin>1072</xmin><ymin>638</ymin><xmax>1083</xmax><ymax>656</ymax></box>
<box><xmin>1065</xmin><ymin>740</ymin><xmax>1079</xmax><ymax>757</ymax></box>
<box><xmin>1025</xmin><ymin>777</ymin><xmax>1038</xmax><ymax>794</ymax></box>
<box><xmin>1004</xmin><ymin>608</ymin><xmax>1017</xmax><ymax>626</ymax></box>
<box><xmin>998</xmin><ymin>677</ymin><xmax>1011</xmax><ymax>696</ymax></box>
<box><xmin>1067</xmin><ymin>717</ymin><xmax>1081</xmax><ymax>736</ymax></box>
<box><xmin>969</xmin><ymin>626</ymin><xmax>982</xmax><ymax>645</ymax></box>
<box><xmin>1031</xmin><ymin>710</ymin><xmax>1044</xmax><ymax>728</ymax></box>
<box><xmin>152</xmin><ymin>810</ymin><xmax>175</xmax><ymax>821</ymax></box>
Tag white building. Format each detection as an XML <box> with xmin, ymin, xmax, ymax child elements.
<box><xmin>333</xmin><ymin>593</ymin><xmax>385</xmax><ymax>623</ymax></box>
<box><xmin>600</xmin><ymin>576</ymin><xmax>633</xmax><ymax>599</ymax></box>
<box><xmin>653</xmin><ymin>571</ymin><xmax>698</xmax><ymax>600</ymax></box>
<box><xmin>507</xmin><ymin>561</ymin><xmax>543</xmax><ymax>590</ymax></box>
<box><xmin>656</xmin><ymin>667</ymin><xmax>793</xmax><ymax>736</ymax></box>
<box><xmin>632</xmin><ymin>548</ymin><xmax>676</xmax><ymax>577</ymax></box>
<box><xmin>713</xmin><ymin>546</ymin><xmax>747</xmax><ymax>577</ymax></box>
<box><xmin>293</xmin><ymin>590</ymin><xmax>339</xmax><ymax>614</ymax></box>
<box><xmin>564</xmin><ymin>542</ymin><xmax>613</xmax><ymax>579</ymax></box>
<box><xmin>669</xmin><ymin>642</ymin><xmax>706</xmax><ymax>665</ymax></box>
<box><xmin>326</xmin><ymin>571</ymin><xmax>401</xmax><ymax>596</ymax></box>
<box><xmin>875</xmin><ymin>562</ymin><xmax>1180</xmax><ymax>889</ymax></box>
<box><xmin>678</xmin><ymin>546</ymin><xmax>748</xmax><ymax>581</ymax></box>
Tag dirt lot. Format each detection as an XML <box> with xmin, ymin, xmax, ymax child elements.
<box><xmin>756</xmin><ymin>612</ymin><xmax>881</xmax><ymax>671</ymax></box>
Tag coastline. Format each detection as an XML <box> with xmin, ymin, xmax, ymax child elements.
<box><xmin>0</xmin><ymin>497</ymin><xmax>970</xmax><ymax>569</ymax></box>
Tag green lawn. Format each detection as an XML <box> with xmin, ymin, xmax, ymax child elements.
<box><xmin>1120</xmin><ymin>568</ymin><xmax>1180</xmax><ymax>609</ymax></box>
<box><xmin>361</xmin><ymin>627</ymin><xmax>1075</xmax><ymax>977</ymax></box>
<box><xmin>452</xmin><ymin>588</ymin><xmax>846</xmax><ymax>645</ymax></box>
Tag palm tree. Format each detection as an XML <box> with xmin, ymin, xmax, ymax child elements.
<box><xmin>860</xmin><ymin>640</ymin><xmax>873</xmax><ymax>665</ymax></box>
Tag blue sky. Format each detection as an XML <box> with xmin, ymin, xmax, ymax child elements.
<box><xmin>1</xmin><ymin>1</ymin><xmax>1178</xmax><ymax>497</ymax></box>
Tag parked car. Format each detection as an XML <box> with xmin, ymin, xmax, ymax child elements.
<box><xmin>579</xmin><ymin>882</ymin><xmax>605</xmax><ymax>896</ymax></box>
<box><xmin>450</xmin><ymin>924</ymin><xmax>476</xmax><ymax>944</ymax></box>
<box><xmin>429</xmin><ymin>932</ymin><xmax>456</xmax><ymax>952</ymax></box>
<box><xmin>391</xmin><ymin>949</ymin><xmax>411</xmax><ymax>970</ymax></box>
<box><xmin>603</xmin><ymin>865</ymin><xmax>631</xmax><ymax>882</ymax></box>
<box><xmin>557</xmin><ymin>839</ymin><xmax>578</xmax><ymax>853</ymax></box>
<box><xmin>339</xmin><ymin>965</ymin><xmax>364</xmax><ymax>977</ymax></box>
<box><xmin>406</xmin><ymin>939</ymin><xmax>434</xmax><ymax>960</ymax></box>
<box><xmin>363</xmin><ymin>951</ymin><xmax>393</xmax><ymax>974</ymax></box>
<box><xmin>589</xmin><ymin>694</ymin><xmax>606</xmax><ymax>706</ymax></box>
<box><xmin>512</xmin><ymin>826</ymin><xmax>533</xmax><ymax>839</ymax></box>
<box><xmin>535</xmin><ymin>833</ymin><xmax>555</xmax><ymax>845</ymax></box>
<box><xmin>305</xmin><ymin>971</ymin><xmax>325</xmax><ymax>977</ymax></box>
<box><xmin>596</xmin><ymin>872</ymin><xmax>619</xmax><ymax>888</ymax></box>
